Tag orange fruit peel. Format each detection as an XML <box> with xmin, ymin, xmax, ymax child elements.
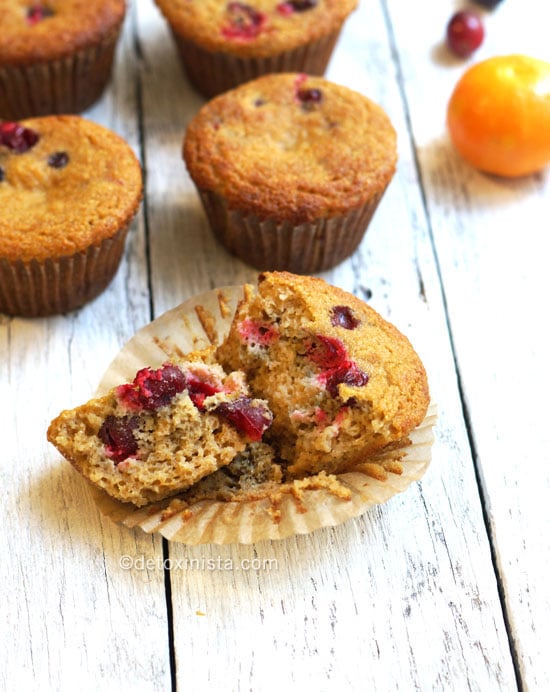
<box><xmin>447</xmin><ymin>54</ymin><xmax>550</xmax><ymax>177</ymax></box>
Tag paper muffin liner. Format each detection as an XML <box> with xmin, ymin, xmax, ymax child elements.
<box><xmin>169</xmin><ymin>28</ymin><xmax>342</xmax><ymax>98</ymax></box>
<box><xmin>0</xmin><ymin>223</ymin><xmax>130</xmax><ymax>317</ymax></box>
<box><xmin>89</xmin><ymin>286</ymin><xmax>436</xmax><ymax>545</ymax></box>
<box><xmin>0</xmin><ymin>26</ymin><xmax>122</xmax><ymax>120</ymax></box>
<box><xmin>197</xmin><ymin>188</ymin><xmax>387</xmax><ymax>274</ymax></box>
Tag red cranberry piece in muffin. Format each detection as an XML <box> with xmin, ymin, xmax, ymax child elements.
<box><xmin>0</xmin><ymin>121</ymin><xmax>40</xmax><ymax>153</ymax></box>
<box><xmin>214</xmin><ymin>397</ymin><xmax>273</xmax><ymax>441</ymax></box>
<box><xmin>330</xmin><ymin>305</ymin><xmax>361</xmax><ymax>330</ymax></box>
<box><xmin>116</xmin><ymin>364</ymin><xmax>188</xmax><ymax>412</ymax></box>
<box><xmin>47</xmin><ymin>151</ymin><xmax>69</xmax><ymax>169</ymax></box>
<box><xmin>304</xmin><ymin>334</ymin><xmax>368</xmax><ymax>398</ymax></box>
<box><xmin>323</xmin><ymin>363</ymin><xmax>369</xmax><ymax>398</ymax></box>
<box><xmin>304</xmin><ymin>334</ymin><xmax>348</xmax><ymax>369</ymax></box>
<box><xmin>182</xmin><ymin>371</ymin><xmax>223</xmax><ymax>410</ymax></box>
<box><xmin>297</xmin><ymin>87</ymin><xmax>323</xmax><ymax>110</ymax></box>
<box><xmin>238</xmin><ymin>318</ymin><xmax>279</xmax><ymax>347</ymax></box>
<box><xmin>277</xmin><ymin>1</ymin><xmax>317</xmax><ymax>16</ymax></box>
<box><xmin>98</xmin><ymin>415</ymin><xmax>139</xmax><ymax>463</ymax></box>
<box><xmin>222</xmin><ymin>2</ymin><xmax>267</xmax><ymax>40</ymax></box>
<box><xmin>26</xmin><ymin>4</ymin><xmax>54</xmax><ymax>25</ymax></box>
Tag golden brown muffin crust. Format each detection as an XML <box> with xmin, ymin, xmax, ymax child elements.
<box><xmin>155</xmin><ymin>0</ymin><xmax>357</xmax><ymax>58</ymax></box>
<box><xmin>184</xmin><ymin>73</ymin><xmax>397</xmax><ymax>225</ymax></box>
<box><xmin>0</xmin><ymin>0</ymin><xmax>126</xmax><ymax>65</ymax></box>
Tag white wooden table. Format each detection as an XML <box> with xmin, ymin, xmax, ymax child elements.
<box><xmin>2</xmin><ymin>1</ymin><xmax>549</xmax><ymax>689</ymax></box>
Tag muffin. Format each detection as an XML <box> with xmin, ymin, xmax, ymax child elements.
<box><xmin>217</xmin><ymin>272</ymin><xmax>430</xmax><ymax>476</ymax></box>
<box><xmin>48</xmin><ymin>349</ymin><xmax>274</xmax><ymax>506</ymax></box>
<box><xmin>0</xmin><ymin>0</ymin><xmax>126</xmax><ymax>120</ymax></box>
<box><xmin>154</xmin><ymin>0</ymin><xmax>358</xmax><ymax>98</ymax></box>
<box><xmin>0</xmin><ymin>115</ymin><xmax>142</xmax><ymax>316</ymax></box>
<box><xmin>48</xmin><ymin>273</ymin><xmax>430</xmax><ymax>520</ymax></box>
<box><xmin>183</xmin><ymin>73</ymin><xmax>397</xmax><ymax>273</ymax></box>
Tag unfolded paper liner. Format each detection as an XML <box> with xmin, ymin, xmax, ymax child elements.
<box><xmin>91</xmin><ymin>286</ymin><xmax>436</xmax><ymax>545</ymax></box>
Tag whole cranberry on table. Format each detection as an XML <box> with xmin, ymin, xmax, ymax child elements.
<box><xmin>446</xmin><ymin>10</ymin><xmax>485</xmax><ymax>58</ymax></box>
<box><xmin>472</xmin><ymin>0</ymin><xmax>503</xmax><ymax>7</ymax></box>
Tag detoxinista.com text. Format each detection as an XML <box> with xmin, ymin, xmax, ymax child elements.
<box><xmin>119</xmin><ymin>554</ymin><xmax>279</xmax><ymax>572</ymax></box>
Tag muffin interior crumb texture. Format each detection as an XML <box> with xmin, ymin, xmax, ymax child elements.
<box><xmin>48</xmin><ymin>272</ymin><xmax>430</xmax><ymax>510</ymax></box>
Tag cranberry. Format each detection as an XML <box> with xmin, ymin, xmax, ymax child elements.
<box><xmin>325</xmin><ymin>363</ymin><xmax>369</xmax><ymax>398</ymax></box>
<box><xmin>297</xmin><ymin>87</ymin><xmax>323</xmax><ymax>110</ymax></box>
<box><xmin>0</xmin><ymin>121</ymin><xmax>40</xmax><ymax>153</ymax></box>
<box><xmin>116</xmin><ymin>364</ymin><xmax>187</xmax><ymax>412</ymax></box>
<box><xmin>26</xmin><ymin>5</ymin><xmax>54</xmax><ymax>25</ymax></box>
<box><xmin>98</xmin><ymin>415</ymin><xmax>139</xmax><ymax>463</ymax></box>
<box><xmin>304</xmin><ymin>333</ymin><xmax>369</xmax><ymax>398</ymax></box>
<box><xmin>277</xmin><ymin>0</ymin><xmax>317</xmax><ymax>15</ymax></box>
<box><xmin>330</xmin><ymin>305</ymin><xmax>360</xmax><ymax>330</ymax></box>
<box><xmin>182</xmin><ymin>372</ymin><xmax>222</xmax><ymax>410</ymax></box>
<box><xmin>304</xmin><ymin>335</ymin><xmax>348</xmax><ymax>369</ymax></box>
<box><xmin>446</xmin><ymin>11</ymin><xmax>484</xmax><ymax>58</ymax></box>
<box><xmin>237</xmin><ymin>318</ymin><xmax>279</xmax><ymax>347</ymax></box>
<box><xmin>473</xmin><ymin>0</ymin><xmax>503</xmax><ymax>7</ymax></box>
<box><xmin>222</xmin><ymin>2</ymin><xmax>266</xmax><ymax>39</ymax></box>
<box><xmin>47</xmin><ymin>151</ymin><xmax>69</xmax><ymax>169</ymax></box>
<box><xmin>214</xmin><ymin>397</ymin><xmax>272</xmax><ymax>441</ymax></box>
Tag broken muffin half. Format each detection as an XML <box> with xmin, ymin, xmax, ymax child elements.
<box><xmin>48</xmin><ymin>272</ymin><xmax>429</xmax><ymax>508</ymax></box>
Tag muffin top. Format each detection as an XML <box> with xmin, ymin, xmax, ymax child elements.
<box><xmin>155</xmin><ymin>0</ymin><xmax>357</xmax><ymax>58</ymax></box>
<box><xmin>0</xmin><ymin>0</ymin><xmax>126</xmax><ymax>65</ymax></box>
<box><xmin>183</xmin><ymin>73</ymin><xmax>397</xmax><ymax>224</ymax></box>
<box><xmin>0</xmin><ymin>115</ymin><xmax>142</xmax><ymax>262</ymax></box>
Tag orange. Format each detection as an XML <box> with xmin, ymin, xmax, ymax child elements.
<box><xmin>447</xmin><ymin>54</ymin><xmax>550</xmax><ymax>177</ymax></box>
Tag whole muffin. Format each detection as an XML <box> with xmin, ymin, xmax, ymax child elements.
<box><xmin>154</xmin><ymin>0</ymin><xmax>357</xmax><ymax>98</ymax></box>
<box><xmin>183</xmin><ymin>73</ymin><xmax>397</xmax><ymax>273</ymax></box>
<box><xmin>0</xmin><ymin>115</ymin><xmax>142</xmax><ymax>316</ymax></box>
<box><xmin>0</xmin><ymin>0</ymin><xmax>126</xmax><ymax>120</ymax></box>
<box><xmin>217</xmin><ymin>272</ymin><xmax>430</xmax><ymax>477</ymax></box>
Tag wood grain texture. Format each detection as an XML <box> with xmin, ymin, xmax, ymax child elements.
<box><xmin>2</xmin><ymin>0</ymin><xmax>549</xmax><ymax>689</ymax></box>
<box><xmin>1</xmin><ymin>10</ymin><xmax>171</xmax><ymax>692</ymax></box>
<box><xmin>386</xmin><ymin>0</ymin><xmax>550</xmax><ymax>689</ymax></box>
<box><xmin>136</xmin><ymin>0</ymin><xmax>517</xmax><ymax>688</ymax></box>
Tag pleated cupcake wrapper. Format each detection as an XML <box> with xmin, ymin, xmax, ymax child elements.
<box><xmin>0</xmin><ymin>26</ymin><xmax>121</xmax><ymax>120</ymax></box>
<box><xmin>198</xmin><ymin>188</ymin><xmax>386</xmax><ymax>274</ymax></box>
<box><xmin>0</xmin><ymin>223</ymin><xmax>129</xmax><ymax>317</ymax></box>
<box><xmin>90</xmin><ymin>286</ymin><xmax>436</xmax><ymax>545</ymax></box>
<box><xmin>170</xmin><ymin>28</ymin><xmax>342</xmax><ymax>98</ymax></box>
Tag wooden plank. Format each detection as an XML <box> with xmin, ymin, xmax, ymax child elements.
<box><xmin>138</xmin><ymin>0</ymin><xmax>517</xmax><ymax>688</ymax></box>
<box><xmin>0</xmin><ymin>6</ymin><xmax>171</xmax><ymax>690</ymax></box>
<box><xmin>6</xmin><ymin>0</ymin><xmax>547</xmax><ymax>687</ymax></box>
<box><xmin>386</xmin><ymin>0</ymin><xmax>550</xmax><ymax>688</ymax></box>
